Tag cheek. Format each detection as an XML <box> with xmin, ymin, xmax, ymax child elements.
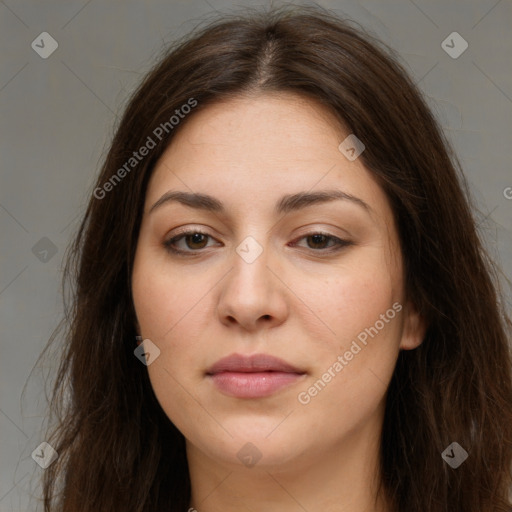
<box><xmin>303</xmin><ymin>251</ymin><xmax>401</xmax><ymax>350</ymax></box>
<box><xmin>132</xmin><ymin>254</ymin><xmax>210</xmax><ymax>430</ymax></box>
<box><xmin>294</xmin><ymin>253</ymin><xmax>403</xmax><ymax>416</ymax></box>
<box><xmin>296</xmin><ymin>260</ymin><xmax>403</xmax><ymax>415</ymax></box>
<box><xmin>131</xmin><ymin>250</ymin><xmax>216</xmax><ymax>396</ymax></box>
<box><xmin>132</xmin><ymin>251</ymin><xmax>203</xmax><ymax>341</ymax></box>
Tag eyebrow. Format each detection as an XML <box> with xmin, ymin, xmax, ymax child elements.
<box><xmin>149</xmin><ymin>189</ymin><xmax>372</xmax><ymax>216</ymax></box>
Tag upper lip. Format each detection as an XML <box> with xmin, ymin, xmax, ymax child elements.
<box><xmin>206</xmin><ymin>353</ymin><xmax>305</xmax><ymax>375</ymax></box>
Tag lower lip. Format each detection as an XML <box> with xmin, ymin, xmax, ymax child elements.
<box><xmin>208</xmin><ymin>371</ymin><xmax>305</xmax><ymax>398</ymax></box>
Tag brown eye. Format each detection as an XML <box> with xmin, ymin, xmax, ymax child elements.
<box><xmin>182</xmin><ymin>233</ymin><xmax>209</xmax><ymax>249</ymax></box>
<box><xmin>306</xmin><ymin>234</ymin><xmax>331</xmax><ymax>249</ymax></box>
<box><xmin>163</xmin><ymin>230</ymin><xmax>351</xmax><ymax>257</ymax></box>
<box><xmin>291</xmin><ymin>232</ymin><xmax>352</xmax><ymax>253</ymax></box>
<box><xmin>163</xmin><ymin>230</ymin><xmax>217</xmax><ymax>255</ymax></box>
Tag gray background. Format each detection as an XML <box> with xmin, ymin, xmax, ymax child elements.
<box><xmin>1</xmin><ymin>0</ymin><xmax>511</xmax><ymax>510</ymax></box>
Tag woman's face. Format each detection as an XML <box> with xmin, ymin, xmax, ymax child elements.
<box><xmin>131</xmin><ymin>93</ymin><xmax>424</xmax><ymax>472</ymax></box>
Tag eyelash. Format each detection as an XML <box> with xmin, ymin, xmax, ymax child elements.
<box><xmin>163</xmin><ymin>229</ymin><xmax>352</xmax><ymax>256</ymax></box>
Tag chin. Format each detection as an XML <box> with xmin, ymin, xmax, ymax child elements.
<box><xmin>185</xmin><ymin>422</ymin><xmax>301</xmax><ymax>466</ymax></box>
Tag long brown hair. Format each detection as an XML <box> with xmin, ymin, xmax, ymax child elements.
<box><xmin>38</xmin><ymin>5</ymin><xmax>512</xmax><ymax>511</ymax></box>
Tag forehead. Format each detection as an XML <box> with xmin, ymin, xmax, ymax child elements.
<box><xmin>158</xmin><ymin>93</ymin><xmax>346</xmax><ymax>169</ymax></box>
<box><xmin>144</xmin><ymin>93</ymin><xmax>389</xmax><ymax>222</ymax></box>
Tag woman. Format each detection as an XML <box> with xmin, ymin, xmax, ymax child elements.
<box><xmin>39</xmin><ymin>5</ymin><xmax>512</xmax><ymax>511</ymax></box>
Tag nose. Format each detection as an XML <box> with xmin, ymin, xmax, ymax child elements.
<box><xmin>216</xmin><ymin>239</ymin><xmax>289</xmax><ymax>332</ymax></box>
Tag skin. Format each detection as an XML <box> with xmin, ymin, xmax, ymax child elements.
<box><xmin>131</xmin><ymin>92</ymin><xmax>426</xmax><ymax>512</ymax></box>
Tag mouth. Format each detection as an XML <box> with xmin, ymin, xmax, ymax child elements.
<box><xmin>206</xmin><ymin>353</ymin><xmax>307</xmax><ymax>398</ymax></box>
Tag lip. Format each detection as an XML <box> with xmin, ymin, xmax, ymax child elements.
<box><xmin>207</xmin><ymin>353</ymin><xmax>304</xmax><ymax>374</ymax></box>
<box><xmin>206</xmin><ymin>353</ymin><xmax>306</xmax><ymax>398</ymax></box>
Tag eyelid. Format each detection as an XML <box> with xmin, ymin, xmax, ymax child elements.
<box><xmin>288</xmin><ymin>233</ymin><xmax>353</xmax><ymax>258</ymax></box>
<box><xmin>163</xmin><ymin>227</ymin><xmax>352</xmax><ymax>256</ymax></box>
<box><xmin>163</xmin><ymin>227</ymin><xmax>216</xmax><ymax>250</ymax></box>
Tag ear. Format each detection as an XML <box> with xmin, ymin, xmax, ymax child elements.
<box><xmin>399</xmin><ymin>300</ymin><xmax>427</xmax><ymax>351</ymax></box>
